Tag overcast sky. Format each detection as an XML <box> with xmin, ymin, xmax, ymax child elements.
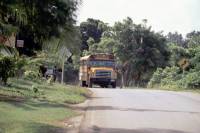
<box><xmin>77</xmin><ymin>0</ymin><xmax>200</xmax><ymax>36</ymax></box>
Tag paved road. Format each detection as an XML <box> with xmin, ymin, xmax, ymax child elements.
<box><xmin>80</xmin><ymin>88</ymin><xmax>200</xmax><ymax>133</ymax></box>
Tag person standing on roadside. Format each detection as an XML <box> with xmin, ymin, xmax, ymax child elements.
<box><xmin>53</xmin><ymin>66</ymin><xmax>57</xmax><ymax>82</ymax></box>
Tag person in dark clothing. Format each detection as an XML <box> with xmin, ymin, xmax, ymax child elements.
<box><xmin>40</xmin><ymin>66</ymin><xmax>47</xmax><ymax>77</ymax></box>
<box><xmin>53</xmin><ymin>66</ymin><xmax>57</xmax><ymax>82</ymax></box>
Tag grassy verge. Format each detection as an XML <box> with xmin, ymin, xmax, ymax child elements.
<box><xmin>0</xmin><ymin>78</ymin><xmax>91</xmax><ymax>133</ymax></box>
<box><xmin>148</xmin><ymin>85</ymin><xmax>200</xmax><ymax>93</ymax></box>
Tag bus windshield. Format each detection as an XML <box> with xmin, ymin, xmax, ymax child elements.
<box><xmin>89</xmin><ymin>60</ymin><xmax>115</xmax><ymax>67</ymax></box>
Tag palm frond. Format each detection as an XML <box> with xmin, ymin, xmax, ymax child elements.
<box><xmin>0</xmin><ymin>44</ymin><xmax>18</xmax><ymax>56</ymax></box>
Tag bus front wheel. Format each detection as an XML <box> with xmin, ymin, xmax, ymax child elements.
<box><xmin>81</xmin><ymin>81</ymin><xmax>87</xmax><ymax>87</ymax></box>
<box><xmin>89</xmin><ymin>80</ymin><xmax>93</xmax><ymax>88</ymax></box>
<box><xmin>112</xmin><ymin>82</ymin><xmax>116</xmax><ymax>88</ymax></box>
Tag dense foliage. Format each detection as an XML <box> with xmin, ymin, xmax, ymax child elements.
<box><xmin>113</xmin><ymin>18</ymin><xmax>169</xmax><ymax>86</ymax></box>
<box><xmin>0</xmin><ymin>0</ymin><xmax>81</xmax><ymax>55</ymax></box>
<box><xmin>0</xmin><ymin>56</ymin><xmax>15</xmax><ymax>84</ymax></box>
<box><xmin>0</xmin><ymin>0</ymin><xmax>81</xmax><ymax>85</ymax></box>
<box><xmin>149</xmin><ymin>34</ymin><xmax>200</xmax><ymax>89</ymax></box>
<box><xmin>80</xmin><ymin>18</ymin><xmax>109</xmax><ymax>50</ymax></box>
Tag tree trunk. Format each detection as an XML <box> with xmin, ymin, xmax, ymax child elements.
<box><xmin>121</xmin><ymin>73</ymin><xmax>125</xmax><ymax>88</ymax></box>
<box><xmin>61</xmin><ymin>60</ymin><xmax>65</xmax><ymax>84</ymax></box>
<box><xmin>125</xmin><ymin>67</ymin><xmax>130</xmax><ymax>86</ymax></box>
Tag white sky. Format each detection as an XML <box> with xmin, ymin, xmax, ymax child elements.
<box><xmin>77</xmin><ymin>0</ymin><xmax>200</xmax><ymax>36</ymax></box>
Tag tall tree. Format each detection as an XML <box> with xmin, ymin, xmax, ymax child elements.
<box><xmin>167</xmin><ymin>32</ymin><xmax>186</xmax><ymax>47</ymax></box>
<box><xmin>186</xmin><ymin>31</ymin><xmax>200</xmax><ymax>48</ymax></box>
<box><xmin>1</xmin><ymin>0</ymin><xmax>81</xmax><ymax>55</ymax></box>
<box><xmin>83</xmin><ymin>36</ymin><xmax>117</xmax><ymax>55</ymax></box>
<box><xmin>80</xmin><ymin>18</ymin><xmax>109</xmax><ymax>51</ymax></box>
<box><xmin>113</xmin><ymin>18</ymin><xmax>169</xmax><ymax>86</ymax></box>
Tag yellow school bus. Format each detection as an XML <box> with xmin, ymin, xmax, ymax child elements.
<box><xmin>79</xmin><ymin>53</ymin><xmax>117</xmax><ymax>88</ymax></box>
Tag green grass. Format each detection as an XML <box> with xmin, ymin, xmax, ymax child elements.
<box><xmin>0</xmin><ymin>78</ymin><xmax>91</xmax><ymax>133</ymax></box>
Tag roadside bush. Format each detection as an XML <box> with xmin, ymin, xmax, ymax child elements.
<box><xmin>0</xmin><ymin>56</ymin><xmax>15</xmax><ymax>84</ymax></box>
<box><xmin>190</xmin><ymin>48</ymin><xmax>200</xmax><ymax>71</ymax></box>
<box><xmin>148</xmin><ymin>66</ymin><xmax>181</xmax><ymax>88</ymax></box>
<box><xmin>24</xmin><ymin>70</ymin><xmax>40</xmax><ymax>80</ymax></box>
<box><xmin>160</xmin><ymin>66</ymin><xmax>181</xmax><ymax>86</ymax></box>
<box><xmin>15</xmin><ymin>57</ymin><xmax>27</xmax><ymax>77</ymax></box>
<box><xmin>149</xmin><ymin>46</ymin><xmax>200</xmax><ymax>90</ymax></box>
<box><xmin>149</xmin><ymin>66</ymin><xmax>200</xmax><ymax>90</ymax></box>
<box><xmin>23</xmin><ymin>56</ymin><xmax>45</xmax><ymax>81</ymax></box>
<box><xmin>168</xmin><ymin>44</ymin><xmax>190</xmax><ymax>66</ymax></box>
<box><xmin>31</xmin><ymin>85</ymin><xmax>39</xmax><ymax>93</ymax></box>
<box><xmin>180</xmin><ymin>71</ymin><xmax>200</xmax><ymax>89</ymax></box>
<box><xmin>148</xmin><ymin>68</ymin><xmax>163</xmax><ymax>87</ymax></box>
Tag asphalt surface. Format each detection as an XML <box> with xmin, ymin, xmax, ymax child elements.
<box><xmin>80</xmin><ymin>88</ymin><xmax>200</xmax><ymax>133</ymax></box>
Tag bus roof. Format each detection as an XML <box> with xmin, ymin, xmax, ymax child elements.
<box><xmin>80</xmin><ymin>53</ymin><xmax>114</xmax><ymax>61</ymax></box>
<box><xmin>80</xmin><ymin>55</ymin><xmax>91</xmax><ymax>60</ymax></box>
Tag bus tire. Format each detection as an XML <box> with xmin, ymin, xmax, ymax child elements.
<box><xmin>112</xmin><ymin>82</ymin><xmax>116</xmax><ymax>88</ymax></box>
<box><xmin>81</xmin><ymin>81</ymin><xmax>86</xmax><ymax>87</ymax></box>
<box><xmin>89</xmin><ymin>81</ymin><xmax>93</xmax><ymax>88</ymax></box>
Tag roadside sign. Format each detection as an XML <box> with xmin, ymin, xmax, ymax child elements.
<box><xmin>17</xmin><ymin>40</ymin><xmax>24</xmax><ymax>47</ymax></box>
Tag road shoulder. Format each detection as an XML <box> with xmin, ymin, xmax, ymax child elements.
<box><xmin>66</xmin><ymin>99</ymin><xmax>91</xmax><ymax>133</ymax></box>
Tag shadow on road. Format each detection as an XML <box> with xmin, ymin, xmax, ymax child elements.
<box><xmin>85</xmin><ymin>106</ymin><xmax>200</xmax><ymax>114</ymax></box>
<box><xmin>71</xmin><ymin>105</ymin><xmax>200</xmax><ymax>115</ymax></box>
<box><xmin>82</xmin><ymin>126</ymin><xmax>191</xmax><ymax>133</ymax></box>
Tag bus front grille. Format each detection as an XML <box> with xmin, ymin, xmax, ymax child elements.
<box><xmin>95</xmin><ymin>70</ymin><xmax>111</xmax><ymax>77</ymax></box>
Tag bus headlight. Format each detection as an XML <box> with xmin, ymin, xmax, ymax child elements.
<box><xmin>111</xmin><ymin>79</ymin><xmax>115</xmax><ymax>82</ymax></box>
